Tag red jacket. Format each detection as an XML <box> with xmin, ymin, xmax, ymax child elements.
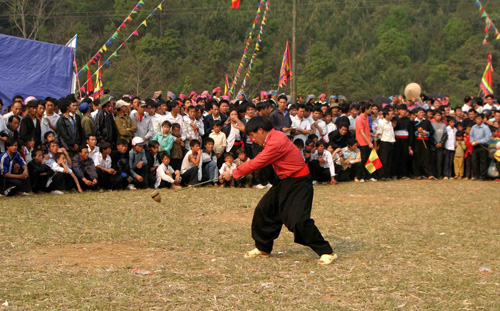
<box><xmin>232</xmin><ymin>129</ymin><xmax>309</xmax><ymax>179</ymax></box>
<box><xmin>464</xmin><ymin>134</ymin><xmax>473</xmax><ymax>158</ymax></box>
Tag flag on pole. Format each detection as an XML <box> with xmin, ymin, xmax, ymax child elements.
<box><xmin>86</xmin><ymin>63</ymin><xmax>93</xmax><ymax>96</ymax></box>
<box><xmin>365</xmin><ymin>149</ymin><xmax>383</xmax><ymax>174</ymax></box>
<box><xmin>278</xmin><ymin>40</ymin><xmax>293</xmax><ymax>88</ymax></box>
<box><xmin>224</xmin><ymin>74</ymin><xmax>229</xmax><ymax>95</ymax></box>
<box><xmin>232</xmin><ymin>0</ymin><xmax>240</xmax><ymax>9</ymax></box>
<box><xmin>480</xmin><ymin>53</ymin><xmax>494</xmax><ymax>96</ymax></box>
<box><xmin>93</xmin><ymin>59</ymin><xmax>103</xmax><ymax>99</ymax></box>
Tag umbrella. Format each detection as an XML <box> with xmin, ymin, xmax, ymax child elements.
<box><xmin>372</xmin><ymin>95</ymin><xmax>392</xmax><ymax>106</ymax></box>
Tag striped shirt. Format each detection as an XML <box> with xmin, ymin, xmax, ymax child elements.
<box><xmin>0</xmin><ymin>151</ymin><xmax>27</xmax><ymax>175</ymax></box>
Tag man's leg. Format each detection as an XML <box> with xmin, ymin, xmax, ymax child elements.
<box><xmin>308</xmin><ymin>160</ymin><xmax>322</xmax><ymax>182</ymax></box>
<box><xmin>436</xmin><ymin>147</ymin><xmax>444</xmax><ymax>178</ymax></box>
<box><xmin>280</xmin><ymin>176</ymin><xmax>333</xmax><ymax>256</ymax></box>
<box><xmin>359</xmin><ymin>145</ymin><xmax>371</xmax><ymax>179</ymax></box>
<box><xmin>472</xmin><ymin>148</ymin><xmax>480</xmax><ymax>179</ymax></box>
<box><xmin>479</xmin><ymin>148</ymin><xmax>489</xmax><ymax>179</ymax></box>
<box><xmin>180</xmin><ymin>166</ymin><xmax>199</xmax><ymax>186</ymax></box>
<box><xmin>251</xmin><ymin>184</ymin><xmax>283</xmax><ymax>254</ymax></box>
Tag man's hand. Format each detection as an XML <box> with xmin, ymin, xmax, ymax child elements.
<box><xmin>21</xmin><ymin>171</ymin><xmax>29</xmax><ymax>179</ymax></box>
<box><xmin>92</xmin><ymin>179</ymin><xmax>98</xmax><ymax>186</ymax></box>
<box><xmin>368</xmin><ymin>142</ymin><xmax>374</xmax><ymax>149</ymax></box>
<box><xmin>136</xmin><ymin>175</ymin><xmax>143</xmax><ymax>182</ymax></box>
<box><xmin>82</xmin><ymin>178</ymin><xmax>93</xmax><ymax>186</ymax></box>
<box><xmin>108</xmin><ymin>168</ymin><xmax>116</xmax><ymax>175</ymax></box>
<box><xmin>137</xmin><ymin>161</ymin><xmax>143</xmax><ymax>169</ymax></box>
<box><xmin>436</xmin><ymin>143</ymin><xmax>442</xmax><ymax>148</ymax></box>
<box><xmin>330</xmin><ymin>176</ymin><xmax>337</xmax><ymax>185</ymax></box>
<box><xmin>318</xmin><ymin>157</ymin><xmax>325</xmax><ymax>163</ymax></box>
<box><xmin>409</xmin><ymin>147</ymin><xmax>414</xmax><ymax>156</ymax></box>
<box><xmin>220</xmin><ymin>171</ymin><xmax>232</xmax><ymax>181</ymax></box>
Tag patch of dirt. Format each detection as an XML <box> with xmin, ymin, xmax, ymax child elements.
<box><xmin>7</xmin><ymin>241</ymin><xmax>168</xmax><ymax>271</ymax></box>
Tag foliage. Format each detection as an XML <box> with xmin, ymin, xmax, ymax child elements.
<box><xmin>0</xmin><ymin>0</ymin><xmax>499</xmax><ymax>104</ymax></box>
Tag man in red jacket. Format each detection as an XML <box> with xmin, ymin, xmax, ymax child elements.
<box><xmin>220</xmin><ymin>116</ymin><xmax>337</xmax><ymax>265</ymax></box>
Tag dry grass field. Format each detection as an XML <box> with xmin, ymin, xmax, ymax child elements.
<box><xmin>0</xmin><ymin>180</ymin><xmax>499</xmax><ymax>310</ymax></box>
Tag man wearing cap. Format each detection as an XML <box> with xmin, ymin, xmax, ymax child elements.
<box><xmin>129</xmin><ymin>137</ymin><xmax>149</xmax><ymax>188</ymax></box>
<box><xmin>95</xmin><ymin>94</ymin><xmax>118</xmax><ymax>145</ymax></box>
<box><xmin>115</xmin><ymin>100</ymin><xmax>137</xmax><ymax>143</ymax></box>
<box><xmin>20</xmin><ymin>100</ymin><xmax>42</xmax><ymax>148</ymax></box>
<box><xmin>79</xmin><ymin>101</ymin><xmax>94</xmax><ymax>139</ymax></box>
<box><xmin>133</xmin><ymin>101</ymin><xmax>154</xmax><ymax>143</ymax></box>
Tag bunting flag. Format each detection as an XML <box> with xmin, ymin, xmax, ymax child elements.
<box><xmin>475</xmin><ymin>0</ymin><xmax>500</xmax><ymax>44</ymax></box>
<box><xmin>232</xmin><ymin>0</ymin><xmax>240</xmax><ymax>9</ymax></box>
<box><xmin>239</xmin><ymin>0</ymin><xmax>270</xmax><ymax>94</ymax></box>
<box><xmin>228</xmin><ymin>1</ymin><xmax>267</xmax><ymax>96</ymax></box>
<box><xmin>480</xmin><ymin>53</ymin><xmax>494</xmax><ymax>96</ymax></box>
<box><xmin>224</xmin><ymin>74</ymin><xmax>229</xmax><ymax>95</ymax></box>
<box><xmin>278</xmin><ymin>39</ymin><xmax>293</xmax><ymax>88</ymax></box>
<box><xmin>80</xmin><ymin>0</ymin><xmax>167</xmax><ymax>89</ymax></box>
<box><xmin>365</xmin><ymin>150</ymin><xmax>382</xmax><ymax>174</ymax></box>
<box><xmin>86</xmin><ymin>63</ymin><xmax>93</xmax><ymax>96</ymax></box>
<box><xmin>93</xmin><ymin>59</ymin><xmax>104</xmax><ymax>99</ymax></box>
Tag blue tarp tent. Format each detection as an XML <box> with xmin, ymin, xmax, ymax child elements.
<box><xmin>0</xmin><ymin>34</ymin><xmax>73</xmax><ymax>112</ymax></box>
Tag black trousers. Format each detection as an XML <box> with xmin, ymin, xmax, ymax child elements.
<box><xmin>464</xmin><ymin>155</ymin><xmax>473</xmax><ymax>179</ymax></box>
<box><xmin>30</xmin><ymin>173</ymin><xmax>53</xmax><ymax>193</ymax></box>
<box><xmin>359</xmin><ymin>145</ymin><xmax>372</xmax><ymax>179</ymax></box>
<box><xmin>378</xmin><ymin>141</ymin><xmax>393</xmax><ymax>178</ymax></box>
<box><xmin>181</xmin><ymin>166</ymin><xmax>199</xmax><ymax>186</ymax></box>
<box><xmin>132</xmin><ymin>166</ymin><xmax>149</xmax><ymax>188</ymax></box>
<box><xmin>472</xmin><ymin>145</ymin><xmax>489</xmax><ymax>179</ymax></box>
<box><xmin>391</xmin><ymin>138</ymin><xmax>411</xmax><ymax>178</ymax></box>
<box><xmin>97</xmin><ymin>168</ymin><xmax>127</xmax><ymax>190</ymax></box>
<box><xmin>251</xmin><ymin>175</ymin><xmax>333</xmax><ymax>256</ymax></box>
<box><xmin>308</xmin><ymin>160</ymin><xmax>331</xmax><ymax>182</ymax></box>
<box><xmin>1</xmin><ymin>176</ymin><xmax>32</xmax><ymax>196</ymax></box>
<box><xmin>413</xmin><ymin>140</ymin><xmax>433</xmax><ymax>177</ymax></box>
<box><xmin>50</xmin><ymin>173</ymin><xmax>76</xmax><ymax>191</ymax></box>
<box><xmin>170</xmin><ymin>158</ymin><xmax>182</xmax><ymax>171</ymax></box>
<box><xmin>431</xmin><ymin>147</ymin><xmax>444</xmax><ymax>178</ymax></box>
<box><xmin>337</xmin><ymin>162</ymin><xmax>363</xmax><ymax>181</ymax></box>
<box><xmin>443</xmin><ymin>149</ymin><xmax>455</xmax><ymax>178</ymax></box>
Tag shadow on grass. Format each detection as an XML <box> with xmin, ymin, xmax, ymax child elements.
<box><xmin>326</xmin><ymin>235</ymin><xmax>367</xmax><ymax>256</ymax></box>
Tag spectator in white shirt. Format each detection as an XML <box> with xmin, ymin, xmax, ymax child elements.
<box><xmin>310</xmin><ymin>106</ymin><xmax>326</xmax><ymax>139</ymax></box>
<box><xmin>132</xmin><ymin>101</ymin><xmax>154</xmax><ymax>143</ymax></box>
<box><xmin>155</xmin><ymin>152</ymin><xmax>181</xmax><ymax>189</ymax></box>
<box><xmin>291</xmin><ymin>104</ymin><xmax>312</xmax><ymax>143</ymax></box>
<box><xmin>376</xmin><ymin>108</ymin><xmax>396</xmax><ymax>180</ymax></box>
<box><xmin>41</xmin><ymin>97</ymin><xmax>60</xmax><ymax>139</ymax></box>
<box><xmin>183</xmin><ymin>106</ymin><xmax>204</xmax><ymax>146</ymax></box>
<box><xmin>309</xmin><ymin>141</ymin><xmax>337</xmax><ymax>185</ymax></box>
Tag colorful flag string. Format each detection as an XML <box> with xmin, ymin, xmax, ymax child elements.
<box><xmin>80</xmin><ymin>0</ymin><xmax>165</xmax><ymax>88</ymax></box>
<box><xmin>78</xmin><ymin>0</ymin><xmax>145</xmax><ymax>75</ymax></box>
<box><xmin>239</xmin><ymin>0</ymin><xmax>270</xmax><ymax>94</ymax></box>
<box><xmin>475</xmin><ymin>0</ymin><xmax>500</xmax><ymax>45</ymax></box>
<box><xmin>228</xmin><ymin>0</ymin><xmax>266</xmax><ymax>96</ymax></box>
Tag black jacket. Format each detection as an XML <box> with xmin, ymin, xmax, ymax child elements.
<box><xmin>56</xmin><ymin>114</ymin><xmax>82</xmax><ymax>150</ymax></box>
<box><xmin>20</xmin><ymin>116</ymin><xmax>42</xmax><ymax>147</ymax></box>
<box><xmin>95</xmin><ymin>109</ymin><xmax>117</xmax><ymax>144</ymax></box>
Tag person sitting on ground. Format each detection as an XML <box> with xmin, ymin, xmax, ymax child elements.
<box><xmin>234</xmin><ymin>148</ymin><xmax>253</xmax><ymax>188</ymax></box>
<box><xmin>94</xmin><ymin>142</ymin><xmax>126</xmax><ymax>190</ymax></box>
<box><xmin>111</xmin><ymin>139</ymin><xmax>136</xmax><ymax>190</ymax></box>
<box><xmin>146</xmin><ymin>140</ymin><xmax>161</xmax><ymax>187</ymax></box>
<box><xmin>50</xmin><ymin>152</ymin><xmax>82</xmax><ymax>193</ymax></box>
<box><xmin>155</xmin><ymin>152</ymin><xmax>182</xmax><ymax>189</ymax></box>
<box><xmin>201</xmin><ymin>137</ymin><xmax>219</xmax><ymax>186</ymax></box>
<box><xmin>180</xmin><ymin>140</ymin><xmax>202</xmax><ymax>186</ymax></box>
<box><xmin>327</xmin><ymin>124</ymin><xmax>352</xmax><ymax>149</ymax></box>
<box><xmin>0</xmin><ymin>138</ymin><xmax>31</xmax><ymax>196</ymax></box>
<box><xmin>338</xmin><ymin>138</ymin><xmax>363</xmax><ymax>182</ymax></box>
<box><xmin>309</xmin><ymin>140</ymin><xmax>337</xmax><ymax>185</ymax></box>
<box><xmin>0</xmin><ymin>115</ymin><xmax>21</xmax><ymax>153</ymax></box>
<box><xmin>129</xmin><ymin>137</ymin><xmax>149</xmax><ymax>189</ymax></box>
<box><xmin>71</xmin><ymin>146</ymin><xmax>99</xmax><ymax>191</ymax></box>
<box><xmin>86</xmin><ymin>134</ymin><xmax>100</xmax><ymax>162</ymax></box>
<box><xmin>219</xmin><ymin>152</ymin><xmax>237</xmax><ymax>188</ymax></box>
<box><xmin>28</xmin><ymin>148</ymin><xmax>55</xmax><ymax>193</ymax></box>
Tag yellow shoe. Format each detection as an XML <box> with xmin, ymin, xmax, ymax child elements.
<box><xmin>244</xmin><ymin>248</ymin><xmax>270</xmax><ymax>258</ymax></box>
<box><xmin>318</xmin><ymin>253</ymin><xmax>338</xmax><ymax>265</ymax></box>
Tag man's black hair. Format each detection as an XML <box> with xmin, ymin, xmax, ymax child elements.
<box><xmin>256</xmin><ymin>101</ymin><xmax>270</xmax><ymax>111</ymax></box>
<box><xmin>190</xmin><ymin>139</ymin><xmax>200</xmax><ymax>148</ymax></box>
<box><xmin>203</xmin><ymin>137</ymin><xmax>215</xmax><ymax>146</ymax></box>
<box><xmin>31</xmin><ymin>148</ymin><xmax>43</xmax><ymax>159</ymax></box>
<box><xmin>160</xmin><ymin>152</ymin><xmax>170</xmax><ymax>160</ymax></box>
<box><xmin>464</xmin><ymin>96</ymin><xmax>472</xmax><ymax>103</ymax></box>
<box><xmin>308</xmin><ymin>134</ymin><xmax>318</xmax><ymax>140</ymax></box>
<box><xmin>316</xmin><ymin>140</ymin><xmax>327</xmax><ymax>147</ymax></box>
<box><xmin>5</xmin><ymin>138</ymin><xmax>17</xmax><ymax>148</ymax></box>
<box><xmin>149</xmin><ymin>140</ymin><xmax>159</xmax><ymax>148</ymax></box>
<box><xmin>347</xmin><ymin>138</ymin><xmax>358</xmax><ymax>147</ymax></box>
<box><xmin>212</xmin><ymin>120</ymin><xmax>223</xmax><ymax>127</ymax></box>
<box><xmin>98</xmin><ymin>142</ymin><xmax>111</xmax><ymax>150</ymax></box>
<box><xmin>277</xmin><ymin>94</ymin><xmax>287</xmax><ymax>102</ymax></box>
<box><xmin>244</xmin><ymin>115</ymin><xmax>273</xmax><ymax>133</ymax></box>
<box><xmin>117</xmin><ymin>139</ymin><xmax>129</xmax><ymax>146</ymax></box>
<box><xmin>8</xmin><ymin>115</ymin><xmax>21</xmax><ymax>123</ymax></box>
<box><xmin>294</xmin><ymin>138</ymin><xmax>305</xmax><ymax>148</ymax></box>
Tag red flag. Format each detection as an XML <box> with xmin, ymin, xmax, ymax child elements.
<box><xmin>132</xmin><ymin>30</ymin><xmax>139</xmax><ymax>36</ymax></box>
<box><xmin>224</xmin><ymin>74</ymin><xmax>229</xmax><ymax>95</ymax></box>
<box><xmin>278</xmin><ymin>40</ymin><xmax>293</xmax><ymax>88</ymax></box>
<box><xmin>86</xmin><ymin>63</ymin><xmax>93</xmax><ymax>95</ymax></box>
<box><xmin>232</xmin><ymin>0</ymin><xmax>240</xmax><ymax>9</ymax></box>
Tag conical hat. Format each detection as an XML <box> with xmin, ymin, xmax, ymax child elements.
<box><xmin>405</xmin><ymin>83</ymin><xmax>421</xmax><ymax>101</ymax></box>
<box><xmin>150</xmin><ymin>190</ymin><xmax>161</xmax><ymax>203</ymax></box>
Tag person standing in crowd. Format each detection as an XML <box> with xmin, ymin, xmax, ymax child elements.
<box><xmin>79</xmin><ymin>102</ymin><xmax>94</xmax><ymax>139</ymax></box>
<box><xmin>270</xmin><ymin>95</ymin><xmax>291</xmax><ymax>134</ymax></box>
<box><xmin>430</xmin><ymin>110</ymin><xmax>447</xmax><ymax>179</ymax></box>
<box><xmin>355</xmin><ymin>102</ymin><xmax>376</xmax><ymax>182</ymax></box>
<box><xmin>454</xmin><ymin>131</ymin><xmax>466</xmax><ymax>179</ymax></box>
<box><xmin>470</xmin><ymin>114</ymin><xmax>492</xmax><ymax>180</ymax></box>
<box><xmin>391</xmin><ymin>104</ymin><xmax>412</xmax><ymax>180</ymax></box>
<box><xmin>411</xmin><ymin>108</ymin><xmax>436</xmax><ymax>180</ymax></box>
<box><xmin>114</xmin><ymin>99</ymin><xmax>137</xmax><ymax>143</ymax></box>
<box><xmin>41</xmin><ymin>97</ymin><xmax>59</xmax><ymax>139</ymax></box>
<box><xmin>376</xmin><ymin>108</ymin><xmax>396</xmax><ymax>181</ymax></box>
<box><xmin>291</xmin><ymin>104</ymin><xmax>312</xmax><ymax>143</ymax></box>
<box><xmin>95</xmin><ymin>94</ymin><xmax>117</xmax><ymax>145</ymax></box>
<box><xmin>443</xmin><ymin>118</ymin><xmax>457</xmax><ymax>179</ymax></box>
<box><xmin>2</xmin><ymin>100</ymin><xmax>22</xmax><ymax>124</ymax></box>
<box><xmin>56</xmin><ymin>98</ymin><xmax>82</xmax><ymax>155</ymax></box>
<box><xmin>133</xmin><ymin>101</ymin><xmax>154</xmax><ymax>144</ymax></box>
<box><xmin>20</xmin><ymin>100</ymin><xmax>42</xmax><ymax>148</ymax></box>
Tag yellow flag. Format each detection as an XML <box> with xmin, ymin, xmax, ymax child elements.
<box><xmin>102</xmin><ymin>45</ymin><xmax>107</xmax><ymax>52</ymax></box>
<box><xmin>142</xmin><ymin>20</ymin><xmax>147</xmax><ymax>27</ymax></box>
<box><xmin>158</xmin><ymin>4</ymin><xmax>162</xmax><ymax>10</ymax></box>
